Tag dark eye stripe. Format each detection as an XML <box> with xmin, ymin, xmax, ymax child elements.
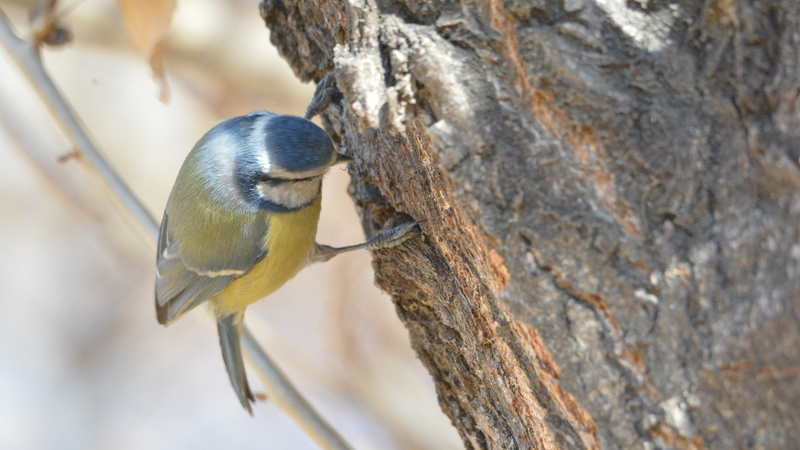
<box><xmin>257</xmin><ymin>174</ymin><xmax>315</xmax><ymax>186</ymax></box>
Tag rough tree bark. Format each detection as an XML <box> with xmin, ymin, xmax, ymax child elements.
<box><xmin>260</xmin><ymin>0</ymin><xmax>800</xmax><ymax>449</ymax></box>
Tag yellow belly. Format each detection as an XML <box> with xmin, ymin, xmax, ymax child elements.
<box><xmin>210</xmin><ymin>197</ymin><xmax>321</xmax><ymax>316</ymax></box>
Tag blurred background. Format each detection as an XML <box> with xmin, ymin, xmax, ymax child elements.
<box><xmin>0</xmin><ymin>0</ymin><xmax>461</xmax><ymax>448</ymax></box>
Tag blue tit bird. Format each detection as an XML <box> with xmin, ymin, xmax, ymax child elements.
<box><xmin>155</xmin><ymin>111</ymin><xmax>418</xmax><ymax>413</ymax></box>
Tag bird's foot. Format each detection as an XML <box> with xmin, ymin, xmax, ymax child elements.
<box><xmin>365</xmin><ymin>221</ymin><xmax>423</xmax><ymax>251</ymax></box>
<box><xmin>304</xmin><ymin>72</ymin><xmax>344</xmax><ymax>120</ymax></box>
<box><xmin>310</xmin><ymin>220</ymin><xmax>423</xmax><ymax>264</ymax></box>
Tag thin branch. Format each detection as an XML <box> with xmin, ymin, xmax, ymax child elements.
<box><xmin>241</xmin><ymin>328</ymin><xmax>352</xmax><ymax>450</ymax></box>
<box><xmin>0</xmin><ymin>7</ymin><xmax>157</xmax><ymax>246</ymax></box>
<box><xmin>0</xmin><ymin>9</ymin><xmax>352</xmax><ymax>450</ymax></box>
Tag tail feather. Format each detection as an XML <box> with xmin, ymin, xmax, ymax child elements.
<box><xmin>217</xmin><ymin>312</ymin><xmax>255</xmax><ymax>414</ymax></box>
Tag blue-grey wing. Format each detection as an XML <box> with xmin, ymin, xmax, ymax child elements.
<box><xmin>155</xmin><ymin>207</ymin><xmax>267</xmax><ymax>325</ymax></box>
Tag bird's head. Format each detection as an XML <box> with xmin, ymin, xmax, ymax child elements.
<box><xmin>226</xmin><ymin>112</ymin><xmax>350</xmax><ymax>212</ymax></box>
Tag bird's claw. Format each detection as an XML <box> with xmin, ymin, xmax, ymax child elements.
<box><xmin>365</xmin><ymin>221</ymin><xmax>422</xmax><ymax>251</ymax></box>
<box><xmin>304</xmin><ymin>72</ymin><xmax>343</xmax><ymax>120</ymax></box>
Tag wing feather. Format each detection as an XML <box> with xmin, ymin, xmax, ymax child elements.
<box><xmin>155</xmin><ymin>206</ymin><xmax>267</xmax><ymax>325</ymax></box>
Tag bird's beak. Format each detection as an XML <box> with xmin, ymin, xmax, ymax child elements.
<box><xmin>335</xmin><ymin>152</ymin><xmax>353</xmax><ymax>164</ymax></box>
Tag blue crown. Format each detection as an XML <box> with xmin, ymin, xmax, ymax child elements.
<box><xmin>265</xmin><ymin>115</ymin><xmax>334</xmax><ymax>172</ymax></box>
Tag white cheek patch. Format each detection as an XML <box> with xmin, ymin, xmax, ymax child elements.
<box><xmin>256</xmin><ymin>178</ymin><xmax>320</xmax><ymax>209</ymax></box>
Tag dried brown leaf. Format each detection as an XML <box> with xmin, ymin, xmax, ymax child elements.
<box><xmin>29</xmin><ymin>0</ymin><xmax>73</xmax><ymax>49</ymax></box>
<box><xmin>116</xmin><ymin>0</ymin><xmax>176</xmax><ymax>101</ymax></box>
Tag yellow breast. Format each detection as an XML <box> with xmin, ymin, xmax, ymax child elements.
<box><xmin>210</xmin><ymin>196</ymin><xmax>321</xmax><ymax>316</ymax></box>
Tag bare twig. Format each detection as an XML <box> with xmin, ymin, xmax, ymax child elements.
<box><xmin>0</xmin><ymin>8</ymin><xmax>156</xmax><ymax>245</ymax></box>
<box><xmin>0</xmin><ymin>9</ymin><xmax>351</xmax><ymax>450</ymax></box>
<box><xmin>241</xmin><ymin>328</ymin><xmax>352</xmax><ymax>450</ymax></box>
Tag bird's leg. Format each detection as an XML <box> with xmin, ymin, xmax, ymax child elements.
<box><xmin>310</xmin><ymin>221</ymin><xmax>421</xmax><ymax>263</ymax></box>
<box><xmin>304</xmin><ymin>72</ymin><xmax>344</xmax><ymax>120</ymax></box>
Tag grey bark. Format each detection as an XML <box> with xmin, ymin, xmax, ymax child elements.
<box><xmin>260</xmin><ymin>0</ymin><xmax>800</xmax><ymax>449</ymax></box>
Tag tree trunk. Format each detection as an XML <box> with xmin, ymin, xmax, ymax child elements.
<box><xmin>260</xmin><ymin>0</ymin><xmax>800</xmax><ymax>448</ymax></box>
